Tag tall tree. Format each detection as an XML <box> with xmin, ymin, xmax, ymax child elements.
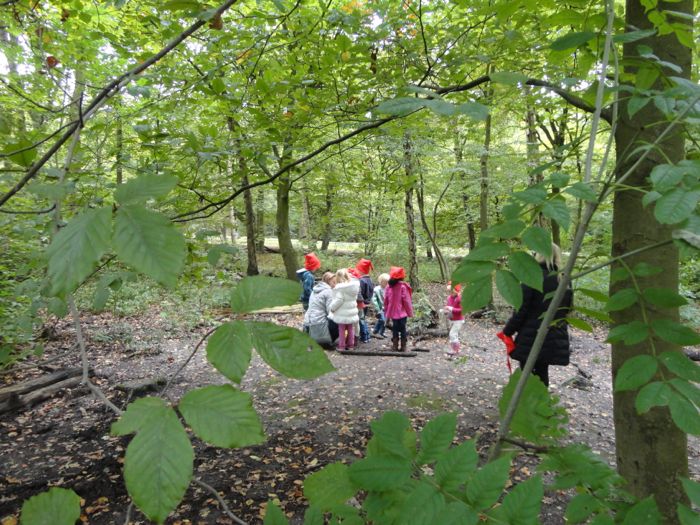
<box><xmin>610</xmin><ymin>0</ymin><xmax>693</xmax><ymax>521</ymax></box>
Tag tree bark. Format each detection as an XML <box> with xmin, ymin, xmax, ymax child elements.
<box><xmin>403</xmin><ymin>133</ymin><xmax>420</xmax><ymax>291</ymax></box>
<box><xmin>479</xmin><ymin>102</ymin><xmax>492</xmax><ymax>232</ymax></box>
<box><xmin>610</xmin><ymin>1</ymin><xmax>692</xmax><ymax>521</ymax></box>
<box><xmin>242</xmin><ymin>174</ymin><xmax>259</xmax><ymax>276</ymax></box>
<box><xmin>255</xmin><ymin>190</ymin><xmax>266</xmax><ymax>253</ymax></box>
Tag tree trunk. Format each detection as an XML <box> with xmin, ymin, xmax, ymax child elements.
<box><xmin>300</xmin><ymin>180</ymin><xmax>313</xmax><ymax>252</ymax></box>
<box><xmin>276</xmin><ymin>172</ymin><xmax>297</xmax><ymax>280</ymax></box>
<box><xmin>416</xmin><ymin>173</ymin><xmax>448</xmax><ymax>280</ymax></box>
<box><xmin>455</xmin><ymin>130</ymin><xmax>476</xmax><ymax>250</ymax></box>
<box><xmin>610</xmin><ymin>1</ymin><xmax>692</xmax><ymax>521</ymax></box>
<box><xmin>115</xmin><ymin>107</ymin><xmax>123</xmax><ymax>186</ymax></box>
<box><xmin>403</xmin><ymin>133</ymin><xmax>420</xmax><ymax>291</ymax></box>
<box><xmin>479</xmin><ymin>104</ymin><xmax>492</xmax><ymax>232</ymax></box>
<box><xmin>256</xmin><ymin>190</ymin><xmax>266</xmax><ymax>253</ymax></box>
<box><xmin>242</xmin><ymin>174</ymin><xmax>259</xmax><ymax>276</ymax></box>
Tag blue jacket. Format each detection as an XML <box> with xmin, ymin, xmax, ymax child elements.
<box><xmin>296</xmin><ymin>268</ymin><xmax>315</xmax><ymax>308</ymax></box>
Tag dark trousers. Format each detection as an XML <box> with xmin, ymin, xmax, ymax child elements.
<box><xmin>328</xmin><ymin>319</ymin><xmax>339</xmax><ymax>344</ymax></box>
<box><xmin>391</xmin><ymin>317</ymin><xmax>408</xmax><ymax>340</ymax></box>
<box><xmin>519</xmin><ymin>360</ymin><xmax>549</xmax><ymax>387</ymax></box>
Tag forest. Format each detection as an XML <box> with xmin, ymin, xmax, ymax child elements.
<box><xmin>1</xmin><ymin>0</ymin><xmax>700</xmax><ymax>523</ymax></box>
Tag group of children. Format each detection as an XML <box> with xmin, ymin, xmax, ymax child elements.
<box><xmin>299</xmin><ymin>253</ymin><xmax>465</xmax><ymax>357</ymax></box>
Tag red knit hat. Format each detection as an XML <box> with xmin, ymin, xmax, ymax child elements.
<box><xmin>348</xmin><ymin>267</ymin><xmax>360</xmax><ymax>278</ymax></box>
<box><xmin>304</xmin><ymin>252</ymin><xmax>321</xmax><ymax>271</ymax></box>
<box><xmin>389</xmin><ymin>266</ymin><xmax>405</xmax><ymax>280</ymax></box>
<box><xmin>448</xmin><ymin>281</ymin><xmax>462</xmax><ymax>293</ymax></box>
<box><xmin>355</xmin><ymin>258</ymin><xmax>373</xmax><ymax>275</ymax></box>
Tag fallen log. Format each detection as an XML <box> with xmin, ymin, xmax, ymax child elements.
<box><xmin>0</xmin><ymin>367</ymin><xmax>83</xmax><ymax>402</ymax></box>
<box><xmin>412</xmin><ymin>347</ymin><xmax>430</xmax><ymax>352</ymax></box>
<box><xmin>337</xmin><ymin>350</ymin><xmax>417</xmax><ymax>357</ymax></box>
<box><xmin>116</xmin><ymin>377</ymin><xmax>166</xmax><ymax>395</ymax></box>
<box><xmin>0</xmin><ymin>376</ymin><xmax>84</xmax><ymax>414</ymax></box>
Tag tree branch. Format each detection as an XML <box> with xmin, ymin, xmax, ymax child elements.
<box><xmin>193</xmin><ymin>479</ymin><xmax>248</xmax><ymax>525</ymax></box>
<box><xmin>0</xmin><ymin>0</ymin><xmax>241</xmax><ymax>209</ymax></box>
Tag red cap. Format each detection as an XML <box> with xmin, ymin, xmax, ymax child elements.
<box><xmin>304</xmin><ymin>253</ymin><xmax>321</xmax><ymax>271</ymax></box>
<box><xmin>355</xmin><ymin>258</ymin><xmax>373</xmax><ymax>276</ymax></box>
<box><xmin>348</xmin><ymin>267</ymin><xmax>360</xmax><ymax>278</ymax></box>
<box><xmin>448</xmin><ymin>281</ymin><xmax>461</xmax><ymax>293</ymax></box>
<box><xmin>389</xmin><ymin>266</ymin><xmax>405</xmax><ymax>280</ymax></box>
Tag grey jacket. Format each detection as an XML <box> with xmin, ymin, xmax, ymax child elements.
<box><xmin>304</xmin><ymin>281</ymin><xmax>334</xmax><ymax>326</ymax></box>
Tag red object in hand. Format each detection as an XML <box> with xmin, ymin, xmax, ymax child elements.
<box><xmin>496</xmin><ymin>332</ymin><xmax>516</xmax><ymax>354</ymax></box>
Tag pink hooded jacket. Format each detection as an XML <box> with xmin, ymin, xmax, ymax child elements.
<box><xmin>384</xmin><ymin>281</ymin><xmax>414</xmax><ymax>320</ymax></box>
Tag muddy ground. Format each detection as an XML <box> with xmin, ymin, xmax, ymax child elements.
<box><xmin>1</xmin><ymin>301</ymin><xmax>698</xmax><ymax>524</ymax></box>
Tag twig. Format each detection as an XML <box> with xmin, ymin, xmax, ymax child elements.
<box><xmin>0</xmin><ymin>204</ymin><xmax>55</xmax><ymax>214</ymax></box>
<box><xmin>123</xmin><ymin>502</ymin><xmax>133</xmax><ymax>525</ymax></box>
<box><xmin>68</xmin><ymin>296</ymin><xmax>122</xmax><ymax>416</ymax></box>
<box><xmin>500</xmin><ymin>437</ymin><xmax>550</xmax><ymax>454</ymax></box>
<box><xmin>161</xmin><ymin>326</ymin><xmax>218</xmax><ymax>396</ymax></box>
<box><xmin>571</xmin><ymin>239</ymin><xmax>675</xmax><ymax>281</ymax></box>
<box><xmin>193</xmin><ymin>478</ymin><xmax>248</xmax><ymax>525</ymax></box>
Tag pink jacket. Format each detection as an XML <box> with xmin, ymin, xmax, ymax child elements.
<box><xmin>446</xmin><ymin>293</ymin><xmax>464</xmax><ymax>321</ymax></box>
<box><xmin>384</xmin><ymin>281</ymin><xmax>413</xmax><ymax>320</ymax></box>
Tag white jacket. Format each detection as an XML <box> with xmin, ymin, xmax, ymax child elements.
<box><xmin>328</xmin><ymin>280</ymin><xmax>360</xmax><ymax>325</ymax></box>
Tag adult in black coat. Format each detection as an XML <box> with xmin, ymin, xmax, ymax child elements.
<box><xmin>502</xmin><ymin>244</ymin><xmax>573</xmax><ymax>387</ymax></box>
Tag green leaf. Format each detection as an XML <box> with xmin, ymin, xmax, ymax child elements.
<box><xmin>613</xmin><ymin>28</ymin><xmax>656</xmax><ymax>43</ymax></box>
<box><xmin>651</xmin><ymin>319</ymin><xmax>700</xmax><ymax>345</ymax></box>
<box><xmin>211</xmin><ymin>77</ymin><xmax>226</xmax><ymax>95</ymax></box>
<box><xmin>466</xmin><ymin>454</ymin><xmax>511</xmax><ymax>511</ymax></box>
<box><xmin>677</xmin><ymin>504</ymin><xmax>698</xmax><ymax>525</ymax></box>
<box><xmin>499</xmin><ymin>370</ymin><xmax>568</xmax><ymax>444</ymax></box>
<box><xmin>605</xmin><ymin>288</ymin><xmax>638</xmax><ymax>312</ymax></box>
<box><xmin>47</xmin><ymin>207</ymin><xmax>112</xmax><ymax>296</ymax></box>
<box><xmin>490</xmin><ymin>71</ymin><xmax>528</xmax><ymax>85</ymax></box>
<box><xmin>304</xmin><ymin>463</ymin><xmax>355</xmax><ymax>511</ymax></box>
<box><xmin>509</xmin><ymin>251</ymin><xmax>543</xmax><ymax>292</ymax></box>
<box><xmin>659</xmin><ymin>352</ymin><xmax>700</xmax><ymax>382</ymax></box>
<box><xmin>303</xmin><ymin>506</ymin><xmax>324</xmax><ymax>525</ymax></box>
<box><xmin>492</xmin><ymin>475</ymin><xmax>543</xmax><ymax>524</ymax></box>
<box><xmin>496</xmin><ymin>269</ymin><xmax>523</xmax><ymax>309</ymax></box>
<box><xmin>423</xmin><ymin>99</ymin><xmax>457</xmax><ymax>116</ymax></box>
<box><xmin>455</xmin><ymin>101</ymin><xmax>490</xmax><ymax>121</ymax></box>
<box><xmin>461</xmin><ymin>277</ymin><xmax>492</xmax><ymax>311</ymax></box>
<box><xmin>249</xmin><ymin>322</ymin><xmax>334</xmax><ymax>379</ymax></box>
<box><xmin>115</xmin><ymin>174</ymin><xmax>178</xmax><ymax>205</ymax></box>
<box><xmin>434</xmin><ymin>501</ymin><xmax>479</xmax><ymax>525</ymax></box>
<box><xmin>206</xmin><ymin>321</ymin><xmax>252</xmax><ymax>383</ymax></box>
<box><xmin>179</xmin><ymin>385</ymin><xmax>264</xmax><ymax>448</ymax></box>
<box><xmin>564</xmin><ymin>181</ymin><xmax>597</xmax><ymax>202</ymax></box>
<box><xmin>636</xmin><ymin>381</ymin><xmax>672</xmax><ymax>413</ymax></box>
<box><xmin>643</xmin><ymin>288</ymin><xmax>688</xmax><ymax>308</ymax></box>
<box><xmin>669</xmin><ymin>391</ymin><xmax>700</xmax><ymax>435</ymax></box>
<box><xmin>397</xmin><ymin>479</ymin><xmax>446</xmax><ymax>525</ymax></box>
<box><xmin>642</xmin><ymin>190</ymin><xmax>662</xmax><ymax>208</ymax></box>
<box><xmin>614</xmin><ymin>355</ymin><xmax>658</xmax><ymax>392</ymax></box>
<box><xmin>263</xmin><ymin>501</ymin><xmax>289</xmax><ymax>525</ymax></box>
<box><xmin>348</xmin><ymin>455</ymin><xmax>413</xmax><ymax>490</ymax></box>
<box><xmin>230</xmin><ymin>276</ymin><xmax>301</xmax><ymax>313</ymax></box>
<box><xmin>522</xmin><ymin>226</ymin><xmax>552</xmax><ymax>257</ymax></box>
<box><xmin>606</xmin><ymin>321</ymin><xmax>649</xmax><ymax>345</ymax></box>
<box><xmin>114</xmin><ymin>205</ymin><xmax>185</xmax><ymax>288</ymax></box>
<box><xmin>628</xmin><ymin>96</ymin><xmax>651</xmax><ymax>118</ymax></box>
<box><xmin>376</xmin><ymin>97</ymin><xmax>425</xmax><ymax>116</ymax></box>
<box><xmin>575</xmin><ymin>306</ymin><xmax>612</xmax><ymax>322</ymax></box>
<box><xmin>650</xmin><ymin>164</ymin><xmax>685</xmax><ymax>193</ymax></box>
<box><xmin>549</xmin><ymin>172</ymin><xmax>570</xmax><ymax>188</ymax></box>
<box><xmin>122</xmin><ymin>403</ymin><xmax>193</xmax><ymax>523</ymax></box>
<box><xmin>111</xmin><ymin>397</ymin><xmax>170</xmax><ymax>436</ymax></box>
<box><xmin>5</xmin><ymin>138</ymin><xmax>37</xmax><ymax>167</ymax></box>
<box><xmin>435</xmin><ymin>440</ymin><xmax>478</xmax><ymax>492</ymax></box>
<box><xmin>481</xmin><ymin>220</ymin><xmax>526</xmax><ymax>240</ymax></box>
<box><xmin>565</xmin><ymin>493</ymin><xmax>604</xmax><ymax>524</ymax></box>
<box><xmin>416</xmin><ymin>413</ymin><xmax>456</xmax><ymax>465</ymax></box>
<box><xmin>622</xmin><ymin>497</ymin><xmax>662</xmax><ymax>524</ymax></box>
<box><xmin>551</xmin><ymin>31</ymin><xmax>596</xmax><ymax>51</ymax></box>
<box><xmin>465</xmin><ymin>241</ymin><xmax>510</xmax><ymax>261</ymax></box>
<box><xmin>451</xmin><ymin>260</ymin><xmax>495</xmax><ymax>284</ymax></box>
<box><xmin>369</xmin><ymin>411</ymin><xmax>414</xmax><ymax>459</ymax></box>
<box><xmin>542</xmin><ymin>197</ymin><xmax>571</xmax><ymax>230</ymax></box>
<box><xmin>513</xmin><ymin>186</ymin><xmax>548</xmax><ymax>205</ymax></box>
<box><xmin>20</xmin><ymin>487</ymin><xmax>81</xmax><ymax>525</ymax></box>
<box><xmin>654</xmin><ymin>189</ymin><xmax>700</xmax><ymax>225</ymax></box>
<box><xmin>207</xmin><ymin>244</ymin><xmax>238</xmax><ymax>266</ymax></box>
<box><xmin>681</xmin><ymin>478</ymin><xmax>700</xmax><ymax>507</ymax></box>
<box><xmin>567</xmin><ymin>317</ymin><xmax>593</xmax><ymax>332</ymax></box>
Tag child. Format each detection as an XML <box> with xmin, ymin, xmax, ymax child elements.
<box><xmin>383</xmin><ymin>266</ymin><xmax>414</xmax><ymax>352</ymax></box>
<box><xmin>443</xmin><ymin>282</ymin><xmax>464</xmax><ymax>358</ymax></box>
<box><xmin>296</xmin><ymin>252</ymin><xmax>321</xmax><ymax>311</ymax></box>
<box><xmin>355</xmin><ymin>258</ymin><xmax>374</xmax><ymax>343</ymax></box>
<box><xmin>371</xmin><ymin>273</ymin><xmax>389</xmax><ymax>338</ymax></box>
<box><xmin>328</xmin><ymin>268</ymin><xmax>360</xmax><ymax>352</ymax></box>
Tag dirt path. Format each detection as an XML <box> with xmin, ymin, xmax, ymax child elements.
<box><xmin>1</xmin><ymin>309</ymin><xmax>698</xmax><ymax>524</ymax></box>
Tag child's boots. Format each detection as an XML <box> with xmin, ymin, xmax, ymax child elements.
<box><xmin>400</xmin><ymin>337</ymin><xmax>408</xmax><ymax>352</ymax></box>
<box><xmin>447</xmin><ymin>341</ymin><xmax>460</xmax><ymax>358</ymax></box>
<box><xmin>392</xmin><ymin>337</ymin><xmax>399</xmax><ymax>352</ymax></box>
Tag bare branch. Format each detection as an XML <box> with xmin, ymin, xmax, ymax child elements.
<box><xmin>193</xmin><ymin>479</ymin><xmax>248</xmax><ymax>525</ymax></box>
